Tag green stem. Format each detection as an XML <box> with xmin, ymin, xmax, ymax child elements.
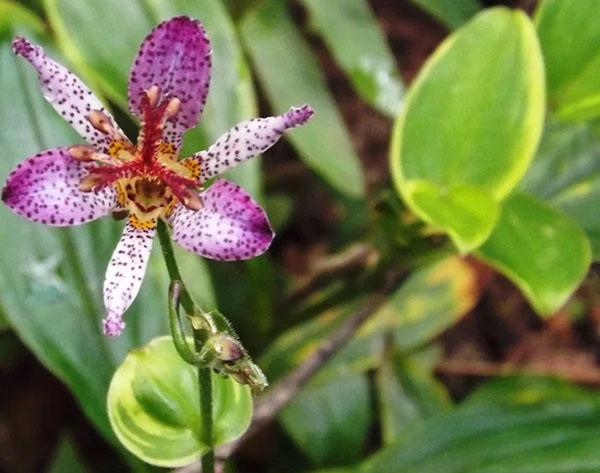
<box><xmin>156</xmin><ymin>220</ymin><xmax>214</xmax><ymax>473</ymax></box>
<box><xmin>168</xmin><ymin>281</ymin><xmax>206</xmax><ymax>365</ymax></box>
<box><xmin>195</xmin><ymin>332</ymin><xmax>214</xmax><ymax>472</ymax></box>
<box><xmin>156</xmin><ymin>220</ymin><xmax>195</xmax><ymax>313</ymax></box>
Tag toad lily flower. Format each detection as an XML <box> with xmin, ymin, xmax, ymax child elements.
<box><xmin>2</xmin><ymin>17</ymin><xmax>313</xmax><ymax>336</ymax></box>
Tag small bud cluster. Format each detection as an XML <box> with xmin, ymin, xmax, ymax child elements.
<box><xmin>192</xmin><ymin>311</ymin><xmax>268</xmax><ymax>395</ymax></box>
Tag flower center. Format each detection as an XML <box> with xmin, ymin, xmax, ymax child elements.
<box><xmin>70</xmin><ymin>86</ymin><xmax>202</xmax><ymax>223</ymax></box>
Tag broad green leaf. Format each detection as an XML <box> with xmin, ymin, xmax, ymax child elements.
<box><xmin>521</xmin><ymin>120</ymin><xmax>600</xmax><ymax>259</ymax></box>
<box><xmin>0</xmin><ymin>0</ymin><xmax>44</xmax><ymax>39</ymax></box>
<box><xmin>536</xmin><ymin>0</ymin><xmax>600</xmax><ymax>121</ymax></box>
<box><xmin>0</xmin><ymin>14</ymin><xmax>214</xmax><ymax>451</ymax></box>
<box><xmin>402</xmin><ymin>180</ymin><xmax>499</xmax><ymax>252</ymax></box>
<box><xmin>361</xmin><ymin>376</ymin><xmax>600</xmax><ymax>473</ymax></box>
<box><xmin>376</xmin><ymin>352</ymin><xmax>450</xmax><ymax>446</ymax></box>
<box><xmin>43</xmin><ymin>0</ymin><xmax>261</xmax><ymax>195</ymax></box>
<box><xmin>362</xmin><ymin>255</ymin><xmax>479</xmax><ymax>352</ymax></box>
<box><xmin>391</xmin><ymin>8</ymin><xmax>545</xmax><ymax>251</ymax></box>
<box><xmin>478</xmin><ymin>192</ymin><xmax>591</xmax><ymax>315</ymax></box>
<box><xmin>261</xmin><ymin>255</ymin><xmax>479</xmax><ymax>381</ymax></box>
<box><xmin>408</xmin><ymin>0</ymin><xmax>482</xmax><ymax>30</ymax></box>
<box><xmin>108</xmin><ymin>336</ymin><xmax>252</xmax><ymax>467</ymax></box>
<box><xmin>240</xmin><ymin>0</ymin><xmax>365</xmax><ymax>198</ymax></box>
<box><xmin>280</xmin><ymin>373</ymin><xmax>371</xmax><ymax>467</ymax></box>
<box><xmin>47</xmin><ymin>435</ymin><xmax>89</xmax><ymax>473</ymax></box>
<box><xmin>300</xmin><ymin>0</ymin><xmax>403</xmax><ymax>117</ymax></box>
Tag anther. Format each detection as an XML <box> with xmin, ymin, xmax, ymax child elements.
<box><xmin>87</xmin><ymin>110</ymin><xmax>115</xmax><ymax>135</ymax></box>
<box><xmin>146</xmin><ymin>85</ymin><xmax>160</xmax><ymax>107</ymax></box>
<box><xmin>165</xmin><ymin>97</ymin><xmax>182</xmax><ymax>119</ymax></box>
<box><xmin>79</xmin><ymin>174</ymin><xmax>103</xmax><ymax>192</ymax></box>
<box><xmin>68</xmin><ymin>145</ymin><xmax>95</xmax><ymax>161</ymax></box>
<box><xmin>182</xmin><ymin>189</ymin><xmax>204</xmax><ymax>211</ymax></box>
<box><xmin>111</xmin><ymin>209</ymin><xmax>129</xmax><ymax>220</ymax></box>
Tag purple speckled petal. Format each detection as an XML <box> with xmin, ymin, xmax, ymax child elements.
<box><xmin>128</xmin><ymin>16</ymin><xmax>212</xmax><ymax>150</ymax></box>
<box><xmin>186</xmin><ymin>105</ymin><xmax>314</xmax><ymax>182</ymax></box>
<box><xmin>2</xmin><ymin>147</ymin><xmax>116</xmax><ymax>226</ymax></box>
<box><xmin>12</xmin><ymin>37</ymin><xmax>127</xmax><ymax>154</ymax></box>
<box><xmin>103</xmin><ymin>219</ymin><xmax>155</xmax><ymax>336</ymax></box>
<box><xmin>169</xmin><ymin>179</ymin><xmax>274</xmax><ymax>261</ymax></box>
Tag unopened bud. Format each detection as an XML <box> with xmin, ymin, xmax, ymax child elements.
<box><xmin>212</xmin><ymin>334</ymin><xmax>244</xmax><ymax>363</ymax></box>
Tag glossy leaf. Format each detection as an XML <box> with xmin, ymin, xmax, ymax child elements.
<box><xmin>240</xmin><ymin>0</ymin><xmax>365</xmax><ymax>198</ymax></box>
<box><xmin>43</xmin><ymin>0</ymin><xmax>261</xmax><ymax>195</ymax></box>
<box><xmin>280</xmin><ymin>373</ymin><xmax>371</xmax><ymax>467</ymax></box>
<box><xmin>362</xmin><ymin>376</ymin><xmax>600</xmax><ymax>473</ymax></box>
<box><xmin>521</xmin><ymin>120</ymin><xmax>600</xmax><ymax>259</ymax></box>
<box><xmin>300</xmin><ymin>0</ymin><xmax>403</xmax><ymax>117</ymax></box>
<box><xmin>0</xmin><ymin>13</ymin><xmax>214</xmax><ymax>448</ymax></box>
<box><xmin>408</xmin><ymin>0</ymin><xmax>482</xmax><ymax>29</ymax></box>
<box><xmin>261</xmin><ymin>255</ymin><xmax>479</xmax><ymax>381</ymax></box>
<box><xmin>478</xmin><ymin>192</ymin><xmax>591</xmax><ymax>315</ymax></box>
<box><xmin>391</xmin><ymin>8</ymin><xmax>545</xmax><ymax>251</ymax></box>
<box><xmin>536</xmin><ymin>0</ymin><xmax>600</xmax><ymax>121</ymax></box>
<box><xmin>108</xmin><ymin>336</ymin><xmax>252</xmax><ymax>467</ymax></box>
<box><xmin>376</xmin><ymin>351</ymin><xmax>450</xmax><ymax>445</ymax></box>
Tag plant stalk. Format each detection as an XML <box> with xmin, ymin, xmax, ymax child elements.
<box><xmin>157</xmin><ymin>220</ymin><xmax>214</xmax><ymax>473</ymax></box>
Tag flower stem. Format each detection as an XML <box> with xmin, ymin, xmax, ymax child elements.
<box><xmin>156</xmin><ymin>220</ymin><xmax>214</xmax><ymax>473</ymax></box>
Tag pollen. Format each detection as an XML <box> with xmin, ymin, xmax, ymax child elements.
<box><xmin>76</xmin><ymin>85</ymin><xmax>203</xmax><ymax>220</ymax></box>
<box><xmin>129</xmin><ymin>214</ymin><xmax>156</xmax><ymax>230</ymax></box>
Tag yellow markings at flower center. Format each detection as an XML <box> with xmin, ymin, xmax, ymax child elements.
<box><xmin>111</xmin><ymin>140</ymin><xmax>200</xmax><ymax>222</ymax></box>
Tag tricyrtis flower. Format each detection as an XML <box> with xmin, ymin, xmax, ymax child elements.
<box><xmin>2</xmin><ymin>17</ymin><xmax>313</xmax><ymax>336</ymax></box>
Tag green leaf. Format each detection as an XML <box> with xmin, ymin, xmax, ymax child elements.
<box><xmin>0</xmin><ymin>14</ymin><xmax>214</xmax><ymax>450</ymax></box>
<box><xmin>0</xmin><ymin>0</ymin><xmax>44</xmax><ymax>40</ymax></box>
<box><xmin>47</xmin><ymin>435</ymin><xmax>89</xmax><ymax>473</ymax></box>
<box><xmin>43</xmin><ymin>0</ymin><xmax>261</xmax><ymax>195</ymax></box>
<box><xmin>391</xmin><ymin>7</ymin><xmax>545</xmax><ymax>251</ymax></box>
<box><xmin>364</xmin><ymin>255</ymin><xmax>479</xmax><ymax>352</ymax></box>
<box><xmin>408</xmin><ymin>0</ymin><xmax>482</xmax><ymax>30</ymax></box>
<box><xmin>536</xmin><ymin>0</ymin><xmax>600</xmax><ymax>121</ymax></box>
<box><xmin>362</xmin><ymin>376</ymin><xmax>600</xmax><ymax>473</ymax></box>
<box><xmin>300</xmin><ymin>0</ymin><xmax>403</xmax><ymax>117</ymax></box>
<box><xmin>478</xmin><ymin>192</ymin><xmax>591</xmax><ymax>315</ymax></box>
<box><xmin>280</xmin><ymin>373</ymin><xmax>371</xmax><ymax>467</ymax></box>
<box><xmin>376</xmin><ymin>351</ymin><xmax>450</xmax><ymax>445</ymax></box>
<box><xmin>403</xmin><ymin>180</ymin><xmax>499</xmax><ymax>252</ymax></box>
<box><xmin>108</xmin><ymin>336</ymin><xmax>252</xmax><ymax>467</ymax></box>
<box><xmin>240</xmin><ymin>0</ymin><xmax>365</xmax><ymax>198</ymax></box>
<box><xmin>261</xmin><ymin>255</ymin><xmax>479</xmax><ymax>381</ymax></box>
<box><xmin>521</xmin><ymin>120</ymin><xmax>600</xmax><ymax>259</ymax></box>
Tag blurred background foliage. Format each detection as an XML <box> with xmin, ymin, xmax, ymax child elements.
<box><xmin>3</xmin><ymin>0</ymin><xmax>600</xmax><ymax>472</ymax></box>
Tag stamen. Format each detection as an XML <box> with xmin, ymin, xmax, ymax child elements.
<box><xmin>181</xmin><ymin>188</ymin><xmax>204</xmax><ymax>211</ymax></box>
<box><xmin>80</xmin><ymin>174</ymin><xmax>103</xmax><ymax>192</ymax></box>
<box><xmin>165</xmin><ymin>97</ymin><xmax>182</xmax><ymax>119</ymax></box>
<box><xmin>112</xmin><ymin>209</ymin><xmax>129</xmax><ymax>220</ymax></box>
<box><xmin>146</xmin><ymin>85</ymin><xmax>160</xmax><ymax>107</ymax></box>
<box><xmin>68</xmin><ymin>145</ymin><xmax>96</xmax><ymax>161</ymax></box>
<box><xmin>87</xmin><ymin>110</ymin><xmax>116</xmax><ymax>135</ymax></box>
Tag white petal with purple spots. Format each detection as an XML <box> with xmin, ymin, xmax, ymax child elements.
<box><xmin>12</xmin><ymin>37</ymin><xmax>126</xmax><ymax>153</ymax></box>
<box><xmin>103</xmin><ymin>220</ymin><xmax>155</xmax><ymax>336</ymax></box>
<box><xmin>186</xmin><ymin>105</ymin><xmax>314</xmax><ymax>182</ymax></box>
<box><xmin>1</xmin><ymin>147</ymin><xmax>117</xmax><ymax>226</ymax></box>
<box><xmin>128</xmin><ymin>16</ymin><xmax>212</xmax><ymax>150</ymax></box>
<box><xmin>169</xmin><ymin>179</ymin><xmax>274</xmax><ymax>261</ymax></box>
